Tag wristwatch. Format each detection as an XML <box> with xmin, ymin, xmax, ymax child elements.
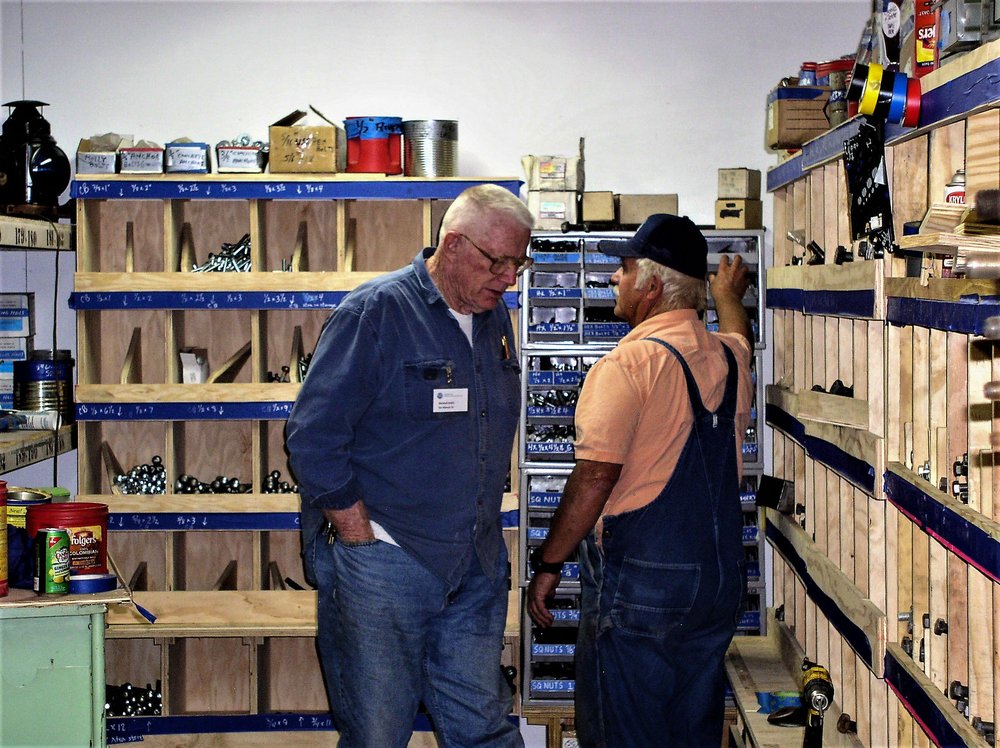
<box><xmin>529</xmin><ymin>546</ymin><xmax>564</xmax><ymax>575</ymax></box>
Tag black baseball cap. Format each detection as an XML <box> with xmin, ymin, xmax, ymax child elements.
<box><xmin>598</xmin><ymin>214</ymin><xmax>708</xmax><ymax>279</ymax></box>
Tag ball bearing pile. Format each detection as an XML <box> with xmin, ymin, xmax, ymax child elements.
<box><xmin>191</xmin><ymin>233</ymin><xmax>252</xmax><ymax>272</ymax></box>
<box><xmin>115</xmin><ymin>455</ymin><xmax>167</xmax><ymax>494</ymax></box>
<box><xmin>174</xmin><ymin>473</ymin><xmax>252</xmax><ymax>494</ymax></box>
<box><xmin>105</xmin><ymin>681</ymin><xmax>162</xmax><ymax>717</ymax></box>
<box><xmin>262</xmin><ymin>469</ymin><xmax>298</xmax><ymax>494</ymax></box>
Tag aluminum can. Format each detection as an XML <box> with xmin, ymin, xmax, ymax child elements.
<box><xmin>33</xmin><ymin>527</ymin><xmax>71</xmax><ymax>595</ymax></box>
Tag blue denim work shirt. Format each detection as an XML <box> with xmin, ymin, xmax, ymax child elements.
<box><xmin>286</xmin><ymin>248</ymin><xmax>521</xmax><ymax>586</ymax></box>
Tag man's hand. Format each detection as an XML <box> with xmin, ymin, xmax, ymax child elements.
<box><xmin>709</xmin><ymin>254</ymin><xmax>750</xmax><ymax>301</ymax></box>
<box><xmin>527</xmin><ymin>571</ymin><xmax>561</xmax><ymax>628</ymax></box>
<box><xmin>323</xmin><ymin>502</ymin><xmax>375</xmax><ymax>543</ymax></box>
<box><xmin>709</xmin><ymin>255</ymin><xmax>753</xmax><ymax>346</ymax></box>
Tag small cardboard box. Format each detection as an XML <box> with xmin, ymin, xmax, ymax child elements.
<box><xmin>0</xmin><ymin>293</ymin><xmax>34</xmax><ymax>338</ymax></box>
<box><xmin>581</xmin><ymin>192</ymin><xmax>615</xmax><ymax>223</ymax></box>
<box><xmin>715</xmin><ymin>199</ymin><xmax>763</xmax><ymax>229</ymax></box>
<box><xmin>527</xmin><ymin>191</ymin><xmax>578</xmax><ymax>231</ymax></box>
<box><xmin>217</xmin><ymin>145</ymin><xmax>267</xmax><ymax>173</ymax></box>
<box><xmin>766</xmin><ymin>85</ymin><xmax>831</xmax><ymax>150</ymax></box>
<box><xmin>120</xmin><ymin>147</ymin><xmax>165</xmax><ymax>174</ymax></box>
<box><xmin>269</xmin><ymin>109</ymin><xmax>345</xmax><ymax>173</ymax></box>
<box><xmin>166</xmin><ymin>141</ymin><xmax>210</xmax><ymax>173</ymax></box>
<box><xmin>718</xmin><ymin>168</ymin><xmax>762</xmax><ymax>200</ymax></box>
<box><xmin>76</xmin><ymin>135</ymin><xmax>131</xmax><ymax>174</ymax></box>
<box><xmin>617</xmin><ymin>194</ymin><xmax>679</xmax><ymax>226</ymax></box>
<box><xmin>522</xmin><ymin>154</ymin><xmax>585</xmax><ymax>192</ymax></box>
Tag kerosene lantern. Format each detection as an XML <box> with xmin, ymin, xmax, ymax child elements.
<box><xmin>0</xmin><ymin>100</ymin><xmax>71</xmax><ymax>217</ymax></box>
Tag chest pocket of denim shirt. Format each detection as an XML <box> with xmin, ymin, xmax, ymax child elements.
<box><xmin>403</xmin><ymin>359</ymin><xmax>458</xmax><ymax>420</ymax></box>
<box><xmin>499</xmin><ymin>358</ymin><xmax>522</xmax><ymax>417</ymax></box>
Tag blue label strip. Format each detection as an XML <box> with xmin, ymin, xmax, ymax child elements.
<box><xmin>887</xmin><ymin>296</ymin><xmax>1000</xmax><ymax>335</ymax></box>
<box><xmin>76</xmin><ymin>401</ymin><xmax>294</xmax><ymax>421</ymax></box>
<box><xmin>765</xmin><ymin>287</ymin><xmax>875</xmax><ymax>318</ymax></box>
<box><xmin>765</xmin><ymin>520</ymin><xmax>875</xmax><ymax>670</ymax></box>
<box><xmin>107</xmin><ymin>508</ymin><xmax>516</xmax><ymax>532</ymax></box>
<box><xmin>529</xmin><ymin>288</ymin><xmax>582</xmax><ymax>299</ymax></box>
<box><xmin>883</xmin><ymin>650</ymin><xmax>969</xmax><ymax>748</ymax></box>
<box><xmin>765</xmin><ymin>404</ymin><xmax>875</xmax><ymax>494</ymax></box>
<box><xmin>70</xmin><ymin>290</ymin><xmax>519</xmax><ymax>311</ymax></box>
<box><xmin>883</xmin><ymin>471</ymin><xmax>1000</xmax><ymax>585</ymax></box>
<box><xmin>73</xmin><ymin>179</ymin><xmax>522</xmax><ymax>201</ymax></box>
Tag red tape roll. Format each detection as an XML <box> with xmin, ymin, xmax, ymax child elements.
<box><xmin>902</xmin><ymin>77</ymin><xmax>921</xmax><ymax>127</ymax></box>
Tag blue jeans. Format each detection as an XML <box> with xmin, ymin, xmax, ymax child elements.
<box><xmin>307</xmin><ymin>535</ymin><xmax>522</xmax><ymax>748</ymax></box>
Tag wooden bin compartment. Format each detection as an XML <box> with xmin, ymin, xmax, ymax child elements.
<box><xmin>77</xmin><ymin>198</ymin><xmax>165</xmax><ymax>273</ymax></box>
<box><xmin>258</xmin><ymin>637</ymin><xmax>327</xmax><ymax>713</ymax></box>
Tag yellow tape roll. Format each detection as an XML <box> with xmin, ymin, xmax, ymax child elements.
<box><xmin>858</xmin><ymin>63</ymin><xmax>883</xmax><ymax>116</ymax></box>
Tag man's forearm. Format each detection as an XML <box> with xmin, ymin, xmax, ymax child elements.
<box><xmin>538</xmin><ymin>459</ymin><xmax>622</xmax><ymax>563</ymax></box>
<box><xmin>715</xmin><ymin>293</ymin><xmax>752</xmax><ymax>347</ymax></box>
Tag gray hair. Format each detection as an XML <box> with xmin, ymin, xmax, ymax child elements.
<box><xmin>636</xmin><ymin>258</ymin><xmax>706</xmax><ymax>312</ymax></box>
<box><xmin>439</xmin><ymin>184</ymin><xmax>534</xmax><ymax>239</ymax></box>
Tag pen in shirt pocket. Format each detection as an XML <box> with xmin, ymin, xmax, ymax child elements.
<box><xmin>500</xmin><ymin>335</ymin><xmax>511</xmax><ymax>360</ymax></box>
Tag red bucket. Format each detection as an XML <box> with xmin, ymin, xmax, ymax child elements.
<box><xmin>27</xmin><ymin>501</ymin><xmax>109</xmax><ymax>575</ymax></box>
<box><xmin>345</xmin><ymin>116</ymin><xmax>402</xmax><ymax>174</ymax></box>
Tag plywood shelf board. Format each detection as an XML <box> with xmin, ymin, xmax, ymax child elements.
<box><xmin>0</xmin><ymin>426</ymin><xmax>75</xmax><ymax>476</ymax></box>
<box><xmin>75</xmin><ymin>270</ymin><xmax>384</xmax><ymax>293</ymax></box>
<box><xmin>764</xmin><ymin>509</ymin><xmax>888</xmax><ymax>677</ymax></box>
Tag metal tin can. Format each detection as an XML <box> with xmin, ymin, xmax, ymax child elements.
<box><xmin>33</xmin><ymin>527</ymin><xmax>71</xmax><ymax>595</ymax></box>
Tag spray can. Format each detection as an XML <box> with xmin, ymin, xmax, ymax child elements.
<box><xmin>945</xmin><ymin>169</ymin><xmax>966</xmax><ymax>204</ymax></box>
<box><xmin>33</xmin><ymin>527</ymin><xmax>70</xmax><ymax>595</ymax></box>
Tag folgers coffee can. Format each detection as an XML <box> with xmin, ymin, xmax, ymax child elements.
<box><xmin>26</xmin><ymin>502</ymin><xmax>109</xmax><ymax>575</ymax></box>
<box><xmin>33</xmin><ymin>528</ymin><xmax>71</xmax><ymax>595</ymax></box>
<box><xmin>0</xmin><ymin>480</ymin><xmax>7</xmax><ymax>597</ymax></box>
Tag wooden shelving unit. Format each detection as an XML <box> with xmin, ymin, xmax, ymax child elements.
<box><xmin>72</xmin><ymin>174</ymin><xmax>523</xmax><ymax>742</ymax></box>
<box><xmin>761</xmin><ymin>37</ymin><xmax>1000</xmax><ymax>748</ymax></box>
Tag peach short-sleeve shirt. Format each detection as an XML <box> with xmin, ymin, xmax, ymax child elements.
<box><xmin>574</xmin><ymin>309</ymin><xmax>753</xmax><ymax>519</ymax></box>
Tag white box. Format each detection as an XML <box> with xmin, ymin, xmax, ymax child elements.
<box><xmin>527</xmin><ymin>191</ymin><xmax>578</xmax><ymax>231</ymax></box>
<box><xmin>120</xmin><ymin>147</ymin><xmax>164</xmax><ymax>174</ymax></box>
<box><xmin>0</xmin><ymin>293</ymin><xmax>34</xmax><ymax>337</ymax></box>
<box><xmin>522</xmin><ymin>154</ymin><xmax>585</xmax><ymax>192</ymax></box>
<box><xmin>166</xmin><ymin>142</ymin><xmax>210</xmax><ymax>173</ymax></box>
<box><xmin>718</xmin><ymin>168</ymin><xmax>762</xmax><ymax>199</ymax></box>
<box><xmin>0</xmin><ymin>336</ymin><xmax>31</xmax><ymax>361</ymax></box>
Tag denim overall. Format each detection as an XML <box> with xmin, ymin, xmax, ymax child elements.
<box><xmin>575</xmin><ymin>338</ymin><xmax>746</xmax><ymax>748</ymax></box>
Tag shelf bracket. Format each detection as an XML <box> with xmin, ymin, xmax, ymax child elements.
<box><xmin>291</xmin><ymin>221</ymin><xmax>308</xmax><ymax>272</ymax></box>
<box><xmin>206</xmin><ymin>341</ymin><xmax>252</xmax><ymax>384</ymax></box>
<box><xmin>120</xmin><ymin>327</ymin><xmax>143</xmax><ymax>385</ymax></box>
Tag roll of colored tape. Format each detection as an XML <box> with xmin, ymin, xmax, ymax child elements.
<box><xmin>69</xmin><ymin>573</ymin><xmax>118</xmax><ymax>594</ymax></box>
<box><xmin>902</xmin><ymin>77</ymin><xmax>921</xmax><ymax>127</ymax></box>
<box><xmin>847</xmin><ymin>63</ymin><xmax>868</xmax><ymax>102</ymax></box>
<box><xmin>859</xmin><ymin>63</ymin><xmax>883</xmax><ymax>116</ymax></box>
<box><xmin>874</xmin><ymin>71</ymin><xmax>896</xmax><ymax>120</ymax></box>
<box><xmin>888</xmin><ymin>71</ymin><xmax>909</xmax><ymax>124</ymax></box>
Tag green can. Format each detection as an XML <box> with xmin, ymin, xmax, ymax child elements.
<box><xmin>33</xmin><ymin>528</ymin><xmax>71</xmax><ymax>595</ymax></box>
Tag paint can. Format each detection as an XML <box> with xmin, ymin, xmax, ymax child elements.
<box><xmin>402</xmin><ymin>120</ymin><xmax>458</xmax><ymax>177</ymax></box>
<box><xmin>5</xmin><ymin>487</ymin><xmax>52</xmax><ymax>529</ymax></box>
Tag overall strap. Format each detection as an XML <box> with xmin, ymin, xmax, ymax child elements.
<box><xmin>642</xmin><ymin>337</ymin><xmax>739</xmax><ymax>418</ymax></box>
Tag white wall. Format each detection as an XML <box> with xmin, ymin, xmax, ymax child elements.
<box><xmin>2</xmin><ymin>0</ymin><xmax>869</xmax><ymax>225</ymax></box>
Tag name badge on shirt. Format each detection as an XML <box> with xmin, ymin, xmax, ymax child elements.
<box><xmin>433</xmin><ymin>388</ymin><xmax>469</xmax><ymax>413</ymax></box>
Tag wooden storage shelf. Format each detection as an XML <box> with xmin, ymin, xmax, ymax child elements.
<box><xmin>0</xmin><ymin>425</ymin><xmax>75</xmax><ymax>475</ymax></box>
<box><xmin>765</xmin><ymin>509</ymin><xmax>888</xmax><ymax>677</ymax></box>
<box><xmin>766</xmin><ymin>36</ymin><xmax>1000</xmax><ymax>748</ymax></box>
<box><xmin>75</xmin><ymin>174</ymin><xmax>527</xmax><ymax>734</ymax></box>
<box><xmin>726</xmin><ymin>610</ymin><xmax>863</xmax><ymax>748</ymax></box>
<box><xmin>766</xmin><ymin>260</ymin><xmax>885</xmax><ymax>319</ymax></box>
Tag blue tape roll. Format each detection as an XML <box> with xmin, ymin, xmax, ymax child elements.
<box><xmin>888</xmin><ymin>71</ymin><xmax>908</xmax><ymax>124</ymax></box>
<box><xmin>69</xmin><ymin>573</ymin><xmax>118</xmax><ymax>594</ymax></box>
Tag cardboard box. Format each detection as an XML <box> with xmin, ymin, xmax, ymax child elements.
<box><xmin>269</xmin><ymin>109</ymin><xmax>345</xmax><ymax>174</ymax></box>
<box><xmin>766</xmin><ymin>85</ymin><xmax>831</xmax><ymax>150</ymax></box>
<box><xmin>617</xmin><ymin>194</ymin><xmax>679</xmax><ymax>226</ymax></box>
<box><xmin>0</xmin><ymin>293</ymin><xmax>34</xmax><ymax>338</ymax></box>
<box><xmin>166</xmin><ymin>141</ymin><xmax>210</xmax><ymax>173</ymax></box>
<box><xmin>0</xmin><ymin>336</ymin><xmax>32</xmax><ymax>367</ymax></box>
<box><xmin>217</xmin><ymin>145</ymin><xmax>267</xmax><ymax>173</ymax></box>
<box><xmin>581</xmin><ymin>191</ymin><xmax>615</xmax><ymax>223</ymax></box>
<box><xmin>715</xmin><ymin>199</ymin><xmax>763</xmax><ymax>229</ymax></box>
<box><xmin>527</xmin><ymin>191</ymin><xmax>578</xmax><ymax>231</ymax></box>
<box><xmin>120</xmin><ymin>147</ymin><xmax>164</xmax><ymax>174</ymax></box>
<box><xmin>76</xmin><ymin>135</ymin><xmax>131</xmax><ymax>174</ymax></box>
<box><xmin>522</xmin><ymin>154</ymin><xmax>585</xmax><ymax>192</ymax></box>
<box><xmin>718</xmin><ymin>168</ymin><xmax>762</xmax><ymax>200</ymax></box>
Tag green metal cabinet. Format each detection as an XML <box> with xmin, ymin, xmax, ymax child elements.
<box><xmin>0</xmin><ymin>588</ymin><xmax>126</xmax><ymax>747</ymax></box>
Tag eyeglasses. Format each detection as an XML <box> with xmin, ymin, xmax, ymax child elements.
<box><xmin>457</xmin><ymin>233</ymin><xmax>533</xmax><ymax>276</ymax></box>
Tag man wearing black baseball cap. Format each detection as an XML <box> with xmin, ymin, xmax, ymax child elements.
<box><xmin>527</xmin><ymin>214</ymin><xmax>754</xmax><ymax>747</ymax></box>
